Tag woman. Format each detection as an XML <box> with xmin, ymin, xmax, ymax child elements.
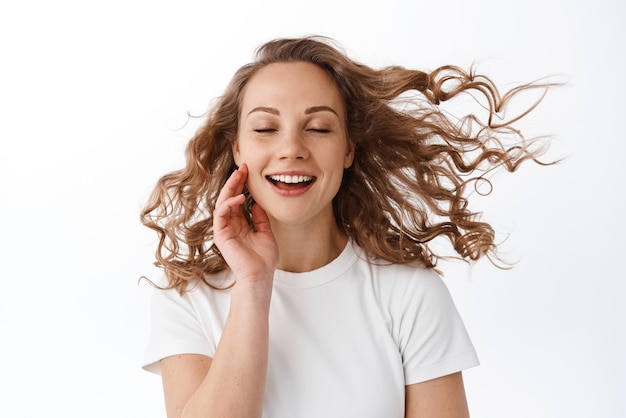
<box><xmin>141</xmin><ymin>36</ymin><xmax>554</xmax><ymax>418</ymax></box>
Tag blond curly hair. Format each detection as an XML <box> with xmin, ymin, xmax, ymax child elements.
<box><xmin>141</xmin><ymin>36</ymin><xmax>557</xmax><ymax>293</ymax></box>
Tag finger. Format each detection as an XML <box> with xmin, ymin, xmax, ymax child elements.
<box><xmin>214</xmin><ymin>193</ymin><xmax>246</xmax><ymax>220</ymax></box>
<box><xmin>250</xmin><ymin>203</ymin><xmax>273</xmax><ymax>234</ymax></box>
<box><xmin>215</xmin><ymin>164</ymin><xmax>248</xmax><ymax>209</ymax></box>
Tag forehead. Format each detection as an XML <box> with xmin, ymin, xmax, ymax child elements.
<box><xmin>240</xmin><ymin>62</ymin><xmax>345</xmax><ymax>115</ymax></box>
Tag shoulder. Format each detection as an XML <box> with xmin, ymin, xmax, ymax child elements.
<box><xmin>353</xmin><ymin>248</ymin><xmax>446</xmax><ymax>301</ymax></box>
<box><xmin>148</xmin><ymin>271</ymin><xmax>233</xmax><ymax>315</ymax></box>
<box><xmin>143</xmin><ymin>271</ymin><xmax>233</xmax><ymax>373</ymax></box>
<box><xmin>347</xmin><ymin>245</ymin><xmax>456</xmax><ymax>318</ymax></box>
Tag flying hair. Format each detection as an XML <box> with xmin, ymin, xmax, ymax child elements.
<box><xmin>141</xmin><ymin>36</ymin><xmax>559</xmax><ymax>294</ymax></box>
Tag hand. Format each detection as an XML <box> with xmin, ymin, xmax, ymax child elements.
<box><xmin>213</xmin><ymin>164</ymin><xmax>279</xmax><ymax>283</ymax></box>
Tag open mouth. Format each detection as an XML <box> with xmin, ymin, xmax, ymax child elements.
<box><xmin>267</xmin><ymin>174</ymin><xmax>316</xmax><ymax>190</ymax></box>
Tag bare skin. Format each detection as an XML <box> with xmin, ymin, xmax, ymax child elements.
<box><xmin>405</xmin><ymin>372</ymin><xmax>470</xmax><ymax>418</ymax></box>
<box><xmin>163</xmin><ymin>164</ymin><xmax>277</xmax><ymax>418</ymax></box>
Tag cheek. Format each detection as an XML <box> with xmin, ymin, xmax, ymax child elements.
<box><xmin>326</xmin><ymin>143</ymin><xmax>353</xmax><ymax>170</ymax></box>
<box><xmin>233</xmin><ymin>138</ymin><xmax>258</xmax><ymax>167</ymax></box>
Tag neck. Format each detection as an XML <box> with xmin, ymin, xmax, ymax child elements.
<box><xmin>271</xmin><ymin>221</ymin><xmax>348</xmax><ymax>273</ymax></box>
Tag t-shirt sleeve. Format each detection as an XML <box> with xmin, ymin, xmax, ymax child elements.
<box><xmin>142</xmin><ymin>284</ymin><xmax>213</xmax><ymax>375</ymax></box>
<box><xmin>396</xmin><ymin>269</ymin><xmax>479</xmax><ymax>385</ymax></box>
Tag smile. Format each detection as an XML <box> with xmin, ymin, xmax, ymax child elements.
<box><xmin>266</xmin><ymin>174</ymin><xmax>316</xmax><ymax>192</ymax></box>
<box><xmin>268</xmin><ymin>174</ymin><xmax>314</xmax><ymax>184</ymax></box>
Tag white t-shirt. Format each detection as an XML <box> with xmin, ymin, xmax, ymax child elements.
<box><xmin>143</xmin><ymin>240</ymin><xmax>479</xmax><ymax>418</ymax></box>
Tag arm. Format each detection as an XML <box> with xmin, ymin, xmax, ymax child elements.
<box><xmin>162</xmin><ymin>282</ymin><xmax>272</xmax><ymax>418</ymax></box>
<box><xmin>161</xmin><ymin>354</ymin><xmax>211</xmax><ymax>417</ymax></box>
<box><xmin>161</xmin><ymin>164</ymin><xmax>278</xmax><ymax>418</ymax></box>
<box><xmin>405</xmin><ymin>372</ymin><xmax>470</xmax><ymax>418</ymax></box>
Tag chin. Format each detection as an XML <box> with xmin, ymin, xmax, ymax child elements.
<box><xmin>266</xmin><ymin>207</ymin><xmax>333</xmax><ymax>229</ymax></box>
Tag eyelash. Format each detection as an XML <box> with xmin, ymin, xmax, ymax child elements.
<box><xmin>253</xmin><ymin>128</ymin><xmax>331</xmax><ymax>134</ymax></box>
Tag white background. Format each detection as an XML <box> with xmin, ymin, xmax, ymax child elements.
<box><xmin>1</xmin><ymin>0</ymin><xmax>624</xmax><ymax>416</ymax></box>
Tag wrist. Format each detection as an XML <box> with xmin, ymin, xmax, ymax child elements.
<box><xmin>230</xmin><ymin>278</ymin><xmax>274</xmax><ymax>308</ymax></box>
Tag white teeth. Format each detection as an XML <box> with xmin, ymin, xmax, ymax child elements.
<box><xmin>269</xmin><ymin>175</ymin><xmax>313</xmax><ymax>184</ymax></box>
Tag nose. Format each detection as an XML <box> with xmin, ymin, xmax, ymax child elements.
<box><xmin>278</xmin><ymin>128</ymin><xmax>309</xmax><ymax>160</ymax></box>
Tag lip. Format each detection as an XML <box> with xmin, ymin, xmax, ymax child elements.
<box><xmin>265</xmin><ymin>171</ymin><xmax>317</xmax><ymax>197</ymax></box>
<box><xmin>266</xmin><ymin>170</ymin><xmax>315</xmax><ymax>177</ymax></box>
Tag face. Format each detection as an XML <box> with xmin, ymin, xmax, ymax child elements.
<box><xmin>233</xmin><ymin>61</ymin><xmax>354</xmax><ymax>230</ymax></box>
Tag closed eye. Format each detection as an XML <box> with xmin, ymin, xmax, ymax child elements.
<box><xmin>254</xmin><ymin>129</ymin><xmax>277</xmax><ymax>133</ymax></box>
<box><xmin>307</xmin><ymin>128</ymin><xmax>331</xmax><ymax>133</ymax></box>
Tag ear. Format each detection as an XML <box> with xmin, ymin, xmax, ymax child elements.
<box><xmin>344</xmin><ymin>140</ymin><xmax>355</xmax><ymax>169</ymax></box>
<box><xmin>232</xmin><ymin>139</ymin><xmax>241</xmax><ymax>167</ymax></box>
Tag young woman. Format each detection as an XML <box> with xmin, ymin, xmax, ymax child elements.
<box><xmin>141</xmin><ymin>36</ymin><xmax>554</xmax><ymax>418</ymax></box>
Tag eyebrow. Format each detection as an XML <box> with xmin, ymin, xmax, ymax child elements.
<box><xmin>247</xmin><ymin>106</ymin><xmax>339</xmax><ymax>117</ymax></box>
<box><xmin>247</xmin><ymin>106</ymin><xmax>279</xmax><ymax>116</ymax></box>
<box><xmin>305</xmin><ymin>106</ymin><xmax>338</xmax><ymax>116</ymax></box>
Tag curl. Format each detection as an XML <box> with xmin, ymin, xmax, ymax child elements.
<box><xmin>141</xmin><ymin>36</ymin><xmax>561</xmax><ymax>293</ymax></box>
